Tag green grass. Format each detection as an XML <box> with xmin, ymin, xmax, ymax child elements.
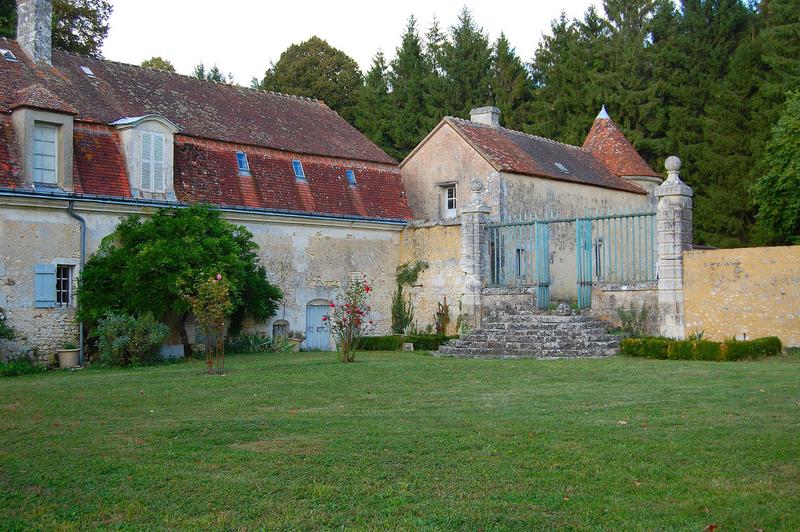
<box><xmin>1</xmin><ymin>352</ymin><xmax>799</xmax><ymax>530</ymax></box>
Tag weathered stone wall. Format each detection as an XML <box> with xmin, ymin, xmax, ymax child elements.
<box><xmin>683</xmin><ymin>246</ymin><xmax>800</xmax><ymax>347</ymax></box>
<box><xmin>398</xmin><ymin>220</ymin><xmax>464</xmax><ymax>335</ymax></box>
<box><xmin>590</xmin><ymin>283</ymin><xmax>658</xmax><ymax>335</ymax></box>
<box><xmin>0</xmin><ymin>197</ymin><xmax>403</xmax><ymax>361</ymax></box>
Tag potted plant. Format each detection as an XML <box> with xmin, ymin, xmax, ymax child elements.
<box><xmin>286</xmin><ymin>330</ymin><xmax>305</xmax><ymax>352</ymax></box>
<box><xmin>57</xmin><ymin>341</ymin><xmax>80</xmax><ymax>369</ymax></box>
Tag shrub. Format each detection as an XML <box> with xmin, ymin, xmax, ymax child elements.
<box><xmin>406</xmin><ymin>334</ymin><xmax>456</xmax><ymax>351</ymax></box>
<box><xmin>0</xmin><ymin>358</ymin><xmax>44</xmax><ymax>377</ymax></box>
<box><xmin>616</xmin><ymin>305</ymin><xmax>649</xmax><ymax>338</ymax></box>
<box><xmin>359</xmin><ymin>334</ymin><xmax>457</xmax><ymax>351</ymax></box>
<box><xmin>622</xmin><ymin>336</ymin><xmax>782</xmax><ymax>362</ymax></box>
<box><xmin>96</xmin><ymin>313</ymin><xmax>169</xmax><ymax>367</ymax></box>
<box><xmin>0</xmin><ymin>307</ymin><xmax>15</xmax><ymax>341</ymax></box>
<box><xmin>225</xmin><ymin>333</ymin><xmax>295</xmax><ymax>354</ymax></box>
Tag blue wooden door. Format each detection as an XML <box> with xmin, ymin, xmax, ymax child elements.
<box><xmin>305</xmin><ymin>304</ymin><xmax>330</xmax><ymax>350</ymax></box>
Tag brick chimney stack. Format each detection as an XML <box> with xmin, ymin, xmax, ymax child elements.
<box><xmin>16</xmin><ymin>0</ymin><xmax>52</xmax><ymax>65</ymax></box>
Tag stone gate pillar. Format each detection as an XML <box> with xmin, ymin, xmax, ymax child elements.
<box><xmin>655</xmin><ymin>156</ymin><xmax>693</xmax><ymax>339</ymax></box>
<box><xmin>460</xmin><ymin>179</ymin><xmax>491</xmax><ymax>329</ymax></box>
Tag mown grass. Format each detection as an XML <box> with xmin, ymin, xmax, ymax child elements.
<box><xmin>1</xmin><ymin>351</ymin><xmax>799</xmax><ymax>529</ymax></box>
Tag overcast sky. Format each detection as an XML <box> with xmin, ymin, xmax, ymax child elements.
<box><xmin>102</xmin><ymin>0</ymin><xmax>600</xmax><ymax>85</ymax></box>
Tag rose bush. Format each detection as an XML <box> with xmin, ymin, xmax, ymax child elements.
<box><xmin>325</xmin><ymin>275</ymin><xmax>373</xmax><ymax>362</ymax></box>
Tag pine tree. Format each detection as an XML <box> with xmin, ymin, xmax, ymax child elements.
<box><xmin>354</xmin><ymin>51</ymin><xmax>394</xmax><ymax>155</ymax></box>
<box><xmin>491</xmin><ymin>33</ymin><xmax>533</xmax><ymax>131</ymax></box>
<box><xmin>440</xmin><ymin>7</ymin><xmax>494</xmax><ymax>118</ymax></box>
<box><xmin>388</xmin><ymin>16</ymin><xmax>433</xmax><ymax>160</ymax></box>
<box><xmin>423</xmin><ymin>16</ymin><xmax>450</xmax><ymax>126</ymax></box>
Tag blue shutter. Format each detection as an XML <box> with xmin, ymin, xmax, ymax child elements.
<box><xmin>34</xmin><ymin>263</ymin><xmax>56</xmax><ymax>308</ymax></box>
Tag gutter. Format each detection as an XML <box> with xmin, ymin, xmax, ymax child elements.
<box><xmin>0</xmin><ymin>188</ymin><xmax>410</xmax><ymax>227</ymax></box>
<box><xmin>66</xmin><ymin>201</ymin><xmax>87</xmax><ymax>366</ymax></box>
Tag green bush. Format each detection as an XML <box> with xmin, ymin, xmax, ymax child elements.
<box><xmin>96</xmin><ymin>313</ymin><xmax>169</xmax><ymax>367</ymax></box>
<box><xmin>225</xmin><ymin>333</ymin><xmax>295</xmax><ymax>354</ymax></box>
<box><xmin>0</xmin><ymin>358</ymin><xmax>44</xmax><ymax>377</ymax></box>
<box><xmin>358</xmin><ymin>334</ymin><xmax>457</xmax><ymax>351</ymax></box>
<box><xmin>622</xmin><ymin>336</ymin><xmax>782</xmax><ymax>362</ymax></box>
<box><xmin>0</xmin><ymin>306</ymin><xmax>15</xmax><ymax>341</ymax></box>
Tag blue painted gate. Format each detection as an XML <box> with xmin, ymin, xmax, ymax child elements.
<box><xmin>305</xmin><ymin>303</ymin><xmax>330</xmax><ymax>350</ymax></box>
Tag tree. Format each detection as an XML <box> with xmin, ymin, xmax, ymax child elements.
<box><xmin>192</xmin><ymin>63</ymin><xmax>233</xmax><ymax>84</ymax></box>
<box><xmin>440</xmin><ymin>7</ymin><xmax>494</xmax><ymax>118</ymax></box>
<box><xmin>491</xmin><ymin>33</ymin><xmax>533</xmax><ymax>131</ymax></box>
<box><xmin>76</xmin><ymin>205</ymin><xmax>282</xmax><ymax>356</ymax></box>
<box><xmin>1</xmin><ymin>0</ymin><xmax>112</xmax><ymax>57</ymax></box>
<box><xmin>257</xmin><ymin>36</ymin><xmax>363</xmax><ymax>122</ymax></box>
<box><xmin>141</xmin><ymin>56</ymin><xmax>175</xmax><ymax>73</ymax></box>
<box><xmin>752</xmin><ymin>90</ymin><xmax>800</xmax><ymax>245</ymax></box>
<box><xmin>388</xmin><ymin>16</ymin><xmax>433</xmax><ymax>159</ymax></box>
<box><xmin>354</xmin><ymin>51</ymin><xmax>394</xmax><ymax>154</ymax></box>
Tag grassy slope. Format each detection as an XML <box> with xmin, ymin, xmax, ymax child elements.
<box><xmin>1</xmin><ymin>352</ymin><xmax>799</xmax><ymax>530</ymax></box>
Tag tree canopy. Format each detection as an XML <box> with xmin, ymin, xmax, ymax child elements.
<box><xmin>77</xmin><ymin>205</ymin><xmax>282</xmax><ymax>354</ymax></box>
<box><xmin>256</xmin><ymin>36</ymin><xmax>363</xmax><ymax>123</ymax></box>
<box><xmin>192</xmin><ymin>63</ymin><xmax>233</xmax><ymax>83</ymax></box>
<box><xmin>141</xmin><ymin>56</ymin><xmax>175</xmax><ymax>73</ymax></box>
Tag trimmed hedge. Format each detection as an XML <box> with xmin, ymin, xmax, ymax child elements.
<box><xmin>621</xmin><ymin>336</ymin><xmax>782</xmax><ymax>361</ymax></box>
<box><xmin>359</xmin><ymin>334</ymin><xmax>457</xmax><ymax>351</ymax></box>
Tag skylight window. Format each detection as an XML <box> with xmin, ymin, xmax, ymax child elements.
<box><xmin>292</xmin><ymin>159</ymin><xmax>306</xmax><ymax>180</ymax></box>
<box><xmin>554</xmin><ymin>162</ymin><xmax>570</xmax><ymax>174</ymax></box>
<box><xmin>236</xmin><ymin>151</ymin><xmax>250</xmax><ymax>175</ymax></box>
<box><xmin>1</xmin><ymin>49</ymin><xmax>18</xmax><ymax>62</ymax></box>
<box><xmin>346</xmin><ymin>169</ymin><xmax>356</xmax><ymax>186</ymax></box>
<box><xmin>80</xmin><ymin>65</ymin><xmax>96</xmax><ymax>78</ymax></box>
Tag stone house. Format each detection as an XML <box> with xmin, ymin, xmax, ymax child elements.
<box><xmin>399</xmin><ymin>105</ymin><xmax>665</xmax><ymax>306</ymax></box>
<box><xmin>0</xmin><ymin>0</ymin><xmax>412</xmax><ymax>360</ymax></box>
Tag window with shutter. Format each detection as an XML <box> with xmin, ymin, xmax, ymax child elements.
<box><xmin>141</xmin><ymin>131</ymin><xmax>152</xmax><ymax>191</ymax></box>
<box><xmin>34</xmin><ymin>263</ymin><xmax>57</xmax><ymax>308</ymax></box>
<box><xmin>153</xmin><ymin>133</ymin><xmax>165</xmax><ymax>192</ymax></box>
<box><xmin>33</xmin><ymin>124</ymin><xmax>58</xmax><ymax>184</ymax></box>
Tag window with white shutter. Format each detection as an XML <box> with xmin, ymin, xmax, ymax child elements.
<box><xmin>140</xmin><ymin>131</ymin><xmax>165</xmax><ymax>193</ymax></box>
<box><xmin>33</xmin><ymin>123</ymin><xmax>58</xmax><ymax>185</ymax></box>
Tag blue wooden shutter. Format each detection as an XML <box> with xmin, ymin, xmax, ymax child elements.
<box><xmin>34</xmin><ymin>263</ymin><xmax>56</xmax><ymax>308</ymax></box>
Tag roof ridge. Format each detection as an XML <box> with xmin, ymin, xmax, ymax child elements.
<box><xmin>447</xmin><ymin>116</ymin><xmax>588</xmax><ymax>152</ymax></box>
<box><xmin>46</xmin><ymin>46</ymin><xmax>325</xmax><ymax>105</ymax></box>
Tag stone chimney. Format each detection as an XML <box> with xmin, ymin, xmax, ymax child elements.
<box><xmin>16</xmin><ymin>0</ymin><xmax>52</xmax><ymax>65</ymax></box>
<box><xmin>470</xmin><ymin>106</ymin><xmax>501</xmax><ymax>128</ymax></box>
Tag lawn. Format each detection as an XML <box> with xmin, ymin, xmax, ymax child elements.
<box><xmin>1</xmin><ymin>351</ymin><xmax>799</xmax><ymax>530</ymax></box>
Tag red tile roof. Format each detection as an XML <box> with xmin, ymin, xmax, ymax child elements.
<box><xmin>583</xmin><ymin>116</ymin><xmax>660</xmax><ymax>178</ymax></box>
<box><xmin>445</xmin><ymin>117</ymin><xmax>646</xmax><ymax>194</ymax></box>
<box><xmin>11</xmin><ymin>84</ymin><xmax>77</xmax><ymax>115</ymax></box>
<box><xmin>0</xmin><ymin>38</ymin><xmax>411</xmax><ymax>221</ymax></box>
<box><xmin>0</xmin><ymin>38</ymin><xmax>394</xmax><ymax>165</ymax></box>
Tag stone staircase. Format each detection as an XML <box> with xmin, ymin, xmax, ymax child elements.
<box><xmin>435</xmin><ymin>307</ymin><xmax>622</xmax><ymax>359</ymax></box>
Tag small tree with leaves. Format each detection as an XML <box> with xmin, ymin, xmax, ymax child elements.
<box><xmin>325</xmin><ymin>275</ymin><xmax>372</xmax><ymax>363</ymax></box>
<box><xmin>180</xmin><ymin>274</ymin><xmax>233</xmax><ymax>374</ymax></box>
<box><xmin>391</xmin><ymin>261</ymin><xmax>428</xmax><ymax>334</ymax></box>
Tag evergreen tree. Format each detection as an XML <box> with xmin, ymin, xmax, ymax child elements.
<box><xmin>354</xmin><ymin>51</ymin><xmax>394</xmax><ymax>154</ymax></box>
<box><xmin>388</xmin><ymin>16</ymin><xmax>432</xmax><ymax>159</ymax></box>
<box><xmin>422</xmin><ymin>16</ymin><xmax>450</xmax><ymax>125</ymax></box>
<box><xmin>257</xmin><ymin>36</ymin><xmax>363</xmax><ymax>123</ymax></box>
<box><xmin>752</xmin><ymin>90</ymin><xmax>800</xmax><ymax>244</ymax></box>
<box><xmin>192</xmin><ymin>63</ymin><xmax>233</xmax><ymax>84</ymax></box>
<box><xmin>491</xmin><ymin>33</ymin><xmax>533</xmax><ymax>131</ymax></box>
<box><xmin>0</xmin><ymin>0</ymin><xmax>14</xmax><ymax>38</ymax></box>
<box><xmin>440</xmin><ymin>7</ymin><xmax>494</xmax><ymax>118</ymax></box>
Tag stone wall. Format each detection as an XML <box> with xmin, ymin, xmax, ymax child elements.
<box><xmin>590</xmin><ymin>283</ymin><xmax>658</xmax><ymax>335</ymax></box>
<box><xmin>0</xmin><ymin>196</ymin><xmax>404</xmax><ymax>361</ymax></box>
<box><xmin>683</xmin><ymin>246</ymin><xmax>800</xmax><ymax>347</ymax></box>
<box><xmin>398</xmin><ymin>220</ymin><xmax>464</xmax><ymax>335</ymax></box>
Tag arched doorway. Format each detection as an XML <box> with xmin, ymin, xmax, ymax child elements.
<box><xmin>305</xmin><ymin>300</ymin><xmax>331</xmax><ymax>350</ymax></box>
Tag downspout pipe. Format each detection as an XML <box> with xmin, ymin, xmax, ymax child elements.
<box><xmin>67</xmin><ymin>201</ymin><xmax>87</xmax><ymax>366</ymax></box>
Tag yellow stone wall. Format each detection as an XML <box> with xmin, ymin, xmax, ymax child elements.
<box><xmin>398</xmin><ymin>222</ymin><xmax>465</xmax><ymax>335</ymax></box>
<box><xmin>683</xmin><ymin>246</ymin><xmax>800</xmax><ymax>347</ymax></box>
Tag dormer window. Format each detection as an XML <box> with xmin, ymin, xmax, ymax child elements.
<box><xmin>140</xmin><ymin>131</ymin><xmax>165</xmax><ymax>193</ymax></box>
<box><xmin>236</xmin><ymin>151</ymin><xmax>250</xmax><ymax>176</ymax></box>
<box><xmin>292</xmin><ymin>159</ymin><xmax>306</xmax><ymax>180</ymax></box>
<box><xmin>33</xmin><ymin>123</ymin><xmax>58</xmax><ymax>185</ymax></box>
<box><xmin>112</xmin><ymin>114</ymin><xmax>180</xmax><ymax>200</ymax></box>
<box><xmin>346</xmin><ymin>169</ymin><xmax>356</xmax><ymax>186</ymax></box>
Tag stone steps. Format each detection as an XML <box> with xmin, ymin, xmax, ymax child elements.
<box><xmin>435</xmin><ymin>308</ymin><xmax>621</xmax><ymax>359</ymax></box>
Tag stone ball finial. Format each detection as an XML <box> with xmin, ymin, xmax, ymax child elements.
<box><xmin>665</xmin><ymin>156</ymin><xmax>682</xmax><ymax>173</ymax></box>
<box><xmin>470</xmin><ymin>179</ymin><xmax>483</xmax><ymax>193</ymax></box>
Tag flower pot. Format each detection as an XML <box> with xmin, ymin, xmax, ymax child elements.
<box><xmin>57</xmin><ymin>349</ymin><xmax>80</xmax><ymax>369</ymax></box>
<box><xmin>287</xmin><ymin>338</ymin><xmax>302</xmax><ymax>352</ymax></box>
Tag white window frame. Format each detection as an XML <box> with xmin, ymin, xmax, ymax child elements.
<box><xmin>346</xmin><ymin>169</ymin><xmax>356</xmax><ymax>186</ymax></box>
<box><xmin>236</xmin><ymin>151</ymin><xmax>251</xmax><ymax>175</ymax></box>
<box><xmin>55</xmin><ymin>264</ymin><xmax>73</xmax><ymax>307</ymax></box>
<box><xmin>292</xmin><ymin>159</ymin><xmax>306</xmax><ymax>180</ymax></box>
<box><xmin>141</xmin><ymin>131</ymin><xmax>166</xmax><ymax>193</ymax></box>
<box><xmin>33</xmin><ymin>122</ymin><xmax>58</xmax><ymax>185</ymax></box>
<box><xmin>442</xmin><ymin>183</ymin><xmax>457</xmax><ymax>218</ymax></box>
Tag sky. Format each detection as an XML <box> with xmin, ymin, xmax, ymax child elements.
<box><xmin>102</xmin><ymin>0</ymin><xmax>601</xmax><ymax>85</ymax></box>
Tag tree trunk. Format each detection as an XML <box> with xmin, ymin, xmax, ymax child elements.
<box><xmin>179</xmin><ymin>312</ymin><xmax>193</xmax><ymax>359</ymax></box>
